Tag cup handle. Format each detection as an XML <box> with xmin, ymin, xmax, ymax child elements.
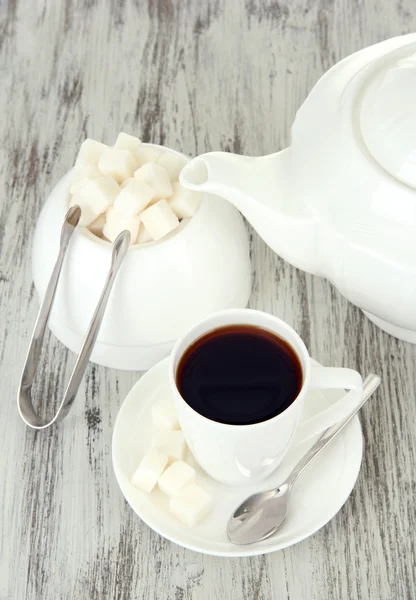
<box><xmin>296</xmin><ymin>366</ymin><xmax>363</xmax><ymax>444</ymax></box>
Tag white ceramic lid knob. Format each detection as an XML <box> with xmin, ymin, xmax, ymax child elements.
<box><xmin>360</xmin><ymin>48</ymin><xmax>416</xmax><ymax>189</ymax></box>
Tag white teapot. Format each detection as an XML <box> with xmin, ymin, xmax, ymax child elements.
<box><xmin>180</xmin><ymin>34</ymin><xmax>416</xmax><ymax>342</ymax></box>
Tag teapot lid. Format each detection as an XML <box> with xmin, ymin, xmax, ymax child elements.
<box><xmin>360</xmin><ymin>50</ymin><xmax>416</xmax><ymax>189</ymax></box>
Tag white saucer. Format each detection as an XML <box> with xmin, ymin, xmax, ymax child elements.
<box><xmin>112</xmin><ymin>358</ymin><xmax>363</xmax><ymax>557</ymax></box>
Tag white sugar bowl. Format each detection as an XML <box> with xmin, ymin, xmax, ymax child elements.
<box><xmin>32</xmin><ymin>145</ymin><xmax>251</xmax><ymax>370</ymax></box>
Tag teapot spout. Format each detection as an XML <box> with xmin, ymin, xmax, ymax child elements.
<box><xmin>180</xmin><ymin>150</ymin><xmax>319</xmax><ymax>274</ymax></box>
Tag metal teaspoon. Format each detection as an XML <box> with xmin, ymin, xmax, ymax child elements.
<box><xmin>227</xmin><ymin>373</ymin><xmax>381</xmax><ymax>545</ymax></box>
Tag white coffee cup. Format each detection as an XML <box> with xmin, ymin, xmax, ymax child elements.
<box><xmin>169</xmin><ymin>309</ymin><xmax>363</xmax><ymax>485</ymax></box>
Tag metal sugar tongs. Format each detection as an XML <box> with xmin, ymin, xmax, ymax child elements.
<box><xmin>17</xmin><ymin>206</ymin><xmax>130</xmax><ymax>429</ymax></box>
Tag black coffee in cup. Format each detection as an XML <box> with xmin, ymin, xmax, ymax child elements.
<box><xmin>176</xmin><ymin>324</ymin><xmax>303</xmax><ymax>425</ymax></box>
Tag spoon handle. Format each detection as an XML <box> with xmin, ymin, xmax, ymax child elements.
<box><xmin>285</xmin><ymin>373</ymin><xmax>381</xmax><ymax>489</ymax></box>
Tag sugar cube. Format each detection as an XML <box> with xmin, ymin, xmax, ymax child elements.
<box><xmin>114</xmin><ymin>180</ymin><xmax>154</xmax><ymax>218</ymax></box>
<box><xmin>114</xmin><ymin>132</ymin><xmax>142</xmax><ymax>161</ymax></box>
<box><xmin>152</xmin><ymin>399</ymin><xmax>179</xmax><ymax>430</ymax></box>
<box><xmin>88</xmin><ymin>213</ymin><xmax>106</xmax><ymax>237</ymax></box>
<box><xmin>131</xmin><ymin>447</ymin><xmax>169</xmax><ymax>493</ymax></box>
<box><xmin>140</xmin><ymin>199</ymin><xmax>179</xmax><ymax>241</ymax></box>
<box><xmin>103</xmin><ymin>207</ymin><xmax>140</xmax><ymax>245</ymax></box>
<box><xmin>79</xmin><ymin>176</ymin><xmax>119</xmax><ymax>216</ymax></box>
<box><xmin>134</xmin><ymin>163</ymin><xmax>173</xmax><ymax>200</ymax></box>
<box><xmin>169</xmin><ymin>483</ymin><xmax>212</xmax><ymax>527</ymax></box>
<box><xmin>157</xmin><ymin>152</ymin><xmax>187</xmax><ymax>182</ymax></box>
<box><xmin>168</xmin><ymin>182</ymin><xmax>202</xmax><ymax>219</ymax></box>
<box><xmin>70</xmin><ymin>135</ymin><xmax>198</xmax><ymax>247</ymax></box>
<box><xmin>69</xmin><ymin>195</ymin><xmax>97</xmax><ymax>226</ymax></box>
<box><xmin>153</xmin><ymin>430</ymin><xmax>186</xmax><ymax>463</ymax></box>
<box><xmin>98</xmin><ymin>148</ymin><xmax>137</xmax><ymax>183</ymax></box>
<box><xmin>135</xmin><ymin>146</ymin><xmax>162</xmax><ymax>166</ymax></box>
<box><xmin>120</xmin><ymin>177</ymin><xmax>135</xmax><ymax>189</ymax></box>
<box><xmin>70</xmin><ymin>164</ymin><xmax>102</xmax><ymax>195</ymax></box>
<box><xmin>137</xmin><ymin>223</ymin><xmax>153</xmax><ymax>243</ymax></box>
<box><xmin>75</xmin><ymin>139</ymin><xmax>108</xmax><ymax>167</ymax></box>
<box><xmin>158</xmin><ymin>461</ymin><xmax>195</xmax><ymax>497</ymax></box>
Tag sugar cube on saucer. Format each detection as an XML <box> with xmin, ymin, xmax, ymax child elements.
<box><xmin>103</xmin><ymin>207</ymin><xmax>140</xmax><ymax>244</ymax></box>
<box><xmin>140</xmin><ymin>199</ymin><xmax>179</xmax><ymax>241</ymax></box>
<box><xmin>75</xmin><ymin>139</ymin><xmax>108</xmax><ymax>167</ymax></box>
<box><xmin>134</xmin><ymin>163</ymin><xmax>173</xmax><ymax>199</ymax></box>
<box><xmin>70</xmin><ymin>164</ymin><xmax>102</xmax><ymax>195</ymax></box>
<box><xmin>114</xmin><ymin>179</ymin><xmax>154</xmax><ymax>217</ymax></box>
<box><xmin>152</xmin><ymin>399</ymin><xmax>180</xmax><ymax>430</ymax></box>
<box><xmin>79</xmin><ymin>176</ymin><xmax>119</xmax><ymax>216</ymax></box>
<box><xmin>153</xmin><ymin>429</ymin><xmax>186</xmax><ymax>463</ymax></box>
<box><xmin>157</xmin><ymin>152</ymin><xmax>187</xmax><ymax>182</ymax></box>
<box><xmin>131</xmin><ymin>447</ymin><xmax>169</xmax><ymax>493</ymax></box>
<box><xmin>114</xmin><ymin>132</ymin><xmax>142</xmax><ymax>162</ymax></box>
<box><xmin>158</xmin><ymin>461</ymin><xmax>195</xmax><ymax>497</ymax></box>
<box><xmin>169</xmin><ymin>483</ymin><xmax>212</xmax><ymax>527</ymax></box>
<box><xmin>168</xmin><ymin>182</ymin><xmax>201</xmax><ymax>219</ymax></box>
<box><xmin>98</xmin><ymin>148</ymin><xmax>137</xmax><ymax>183</ymax></box>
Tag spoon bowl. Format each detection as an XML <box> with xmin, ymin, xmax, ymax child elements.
<box><xmin>227</xmin><ymin>486</ymin><xmax>289</xmax><ymax>545</ymax></box>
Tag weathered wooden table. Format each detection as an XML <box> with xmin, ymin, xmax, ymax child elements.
<box><xmin>1</xmin><ymin>2</ymin><xmax>416</xmax><ymax>598</ymax></box>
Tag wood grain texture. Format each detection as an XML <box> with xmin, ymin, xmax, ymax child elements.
<box><xmin>1</xmin><ymin>1</ymin><xmax>416</xmax><ymax>598</ymax></box>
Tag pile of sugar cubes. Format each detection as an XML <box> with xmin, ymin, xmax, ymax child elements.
<box><xmin>69</xmin><ymin>133</ymin><xmax>202</xmax><ymax>244</ymax></box>
<box><xmin>131</xmin><ymin>398</ymin><xmax>212</xmax><ymax>527</ymax></box>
